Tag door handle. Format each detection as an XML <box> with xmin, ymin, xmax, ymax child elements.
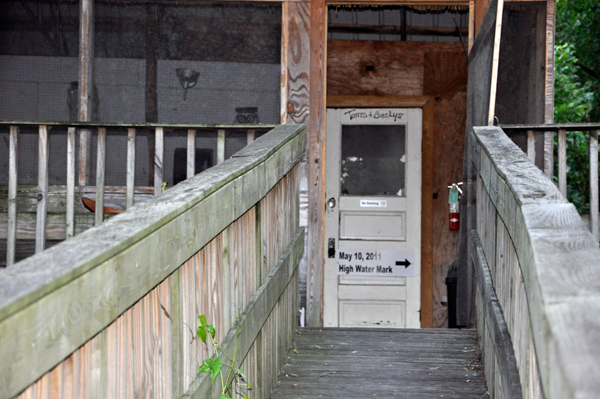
<box><xmin>327</xmin><ymin>197</ymin><xmax>336</xmax><ymax>209</ymax></box>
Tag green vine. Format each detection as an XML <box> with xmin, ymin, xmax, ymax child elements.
<box><xmin>197</xmin><ymin>315</ymin><xmax>251</xmax><ymax>399</ymax></box>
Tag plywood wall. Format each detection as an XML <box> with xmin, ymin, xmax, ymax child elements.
<box><xmin>327</xmin><ymin>40</ymin><xmax>467</xmax><ymax>327</ymax></box>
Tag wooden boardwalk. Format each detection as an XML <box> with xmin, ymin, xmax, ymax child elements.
<box><xmin>271</xmin><ymin>328</ymin><xmax>488</xmax><ymax>398</ymax></box>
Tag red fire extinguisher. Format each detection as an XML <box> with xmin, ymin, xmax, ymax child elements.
<box><xmin>448</xmin><ymin>182</ymin><xmax>462</xmax><ymax>231</ymax></box>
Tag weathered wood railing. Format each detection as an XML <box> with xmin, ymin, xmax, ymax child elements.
<box><xmin>0</xmin><ymin>124</ymin><xmax>305</xmax><ymax>399</ymax></box>
<box><xmin>0</xmin><ymin>121</ymin><xmax>273</xmax><ymax>266</ymax></box>
<box><xmin>501</xmin><ymin>123</ymin><xmax>600</xmax><ymax>242</ymax></box>
<box><xmin>470</xmin><ymin>126</ymin><xmax>600</xmax><ymax>399</ymax></box>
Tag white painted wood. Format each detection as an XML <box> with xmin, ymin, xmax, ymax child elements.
<box><xmin>126</xmin><ymin>128</ymin><xmax>136</xmax><ymax>209</ymax></box>
<box><xmin>154</xmin><ymin>127</ymin><xmax>164</xmax><ymax>196</ymax></box>
<box><xmin>95</xmin><ymin>128</ymin><xmax>106</xmax><ymax>227</ymax></box>
<box><xmin>7</xmin><ymin>126</ymin><xmax>18</xmax><ymax>266</ymax></box>
<box><xmin>590</xmin><ymin>130</ymin><xmax>598</xmax><ymax>242</ymax></box>
<box><xmin>36</xmin><ymin>125</ymin><xmax>49</xmax><ymax>254</ymax></box>
<box><xmin>187</xmin><ymin>129</ymin><xmax>195</xmax><ymax>180</ymax></box>
<box><xmin>217</xmin><ymin>129</ymin><xmax>226</xmax><ymax>164</ymax></box>
<box><xmin>558</xmin><ymin>129</ymin><xmax>567</xmax><ymax>196</ymax></box>
<box><xmin>527</xmin><ymin>130</ymin><xmax>535</xmax><ymax>163</ymax></box>
<box><xmin>488</xmin><ymin>0</ymin><xmax>505</xmax><ymax>126</ymax></box>
<box><xmin>66</xmin><ymin>127</ymin><xmax>76</xmax><ymax>238</ymax></box>
<box><xmin>323</xmin><ymin>109</ymin><xmax>422</xmax><ymax>328</ymax></box>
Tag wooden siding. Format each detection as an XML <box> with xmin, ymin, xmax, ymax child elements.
<box><xmin>471</xmin><ymin>126</ymin><xmax>600</xmax><ymax>398</ymax></box>
<box><xmin>0</xmin><ymin>124</ymin><xmax>306</xmax><ymax>399</ymax></box>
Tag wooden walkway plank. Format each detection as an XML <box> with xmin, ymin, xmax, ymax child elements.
<box><xmin>271</xmin><ymin>328</ymin><xmax>488</xmax><ymax>399</ymax></box>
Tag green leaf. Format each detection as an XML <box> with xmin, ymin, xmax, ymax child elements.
<box><xmin>206</xmin><ymin>324</ymin><xmax>216</xmax><ymax>340</ymax></box>
<box><xmin>197</xmin><ymin>325</ymin><xmax>207</xmax><ymax>344</ymax></box>
<box><xmin>209</xmin><ymin>356</ymin><xmax>223</xmax><ymax>382</ymax></box>
<box><xmin>199</xmin><ymin>314</ymin><xmax>207</xmax><ymax>327</ymax></box>
<box><xmin>199</xmin><ymin>364</ymin><xmax>210</xmax><ymax>374</ymax></box>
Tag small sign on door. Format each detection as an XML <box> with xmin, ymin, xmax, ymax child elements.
<box><xmin>337</xmin><ymin>250</ymin><xmax>415</xmax><ymax>277</ymax></box>
<box><xmin>360</xmin><ymin>199</ymin><xmax>387</xmax><ymax>208</ymax></box>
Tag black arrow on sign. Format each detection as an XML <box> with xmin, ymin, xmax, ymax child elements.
<box><xmin>395</xmin><ymin>259</ymin><xmax>411</xmax><ymax>268</ymax></box>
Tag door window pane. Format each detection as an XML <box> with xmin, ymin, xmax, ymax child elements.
<box><xmin>341</xmin><ymin>124</ymin><xmax>406</xmax><ymax>196</ymax></box>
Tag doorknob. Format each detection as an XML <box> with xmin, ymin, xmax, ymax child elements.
<box><xmin>327</xmin><ymin>197</ymin><xmax>336</xmax><ymax>208</ymax></box>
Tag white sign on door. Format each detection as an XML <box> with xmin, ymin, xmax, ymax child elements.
<box><xmin>337</xmin><ymin>249</ymin><xmax>415</xmax><ymax>277</ymax></box>
<box><xmin>360</xmin><ymin>199</ymin><xmax>387</xmax><ymax>208</ymax></box>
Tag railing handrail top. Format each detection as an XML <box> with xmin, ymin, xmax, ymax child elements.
<box><xmin>0</xmin><ymin>120</ymin><xmax>277</xmax><ymax>130</ymax></box>
<box><xmin>0</xmin><ymin>124</ymin><xmax>306</xmax><ymax>322</ymax></box>
<box><xmin>499</xmin><ymin>122</ymin><xmax>600</xmax><ymax>132</ymax></box>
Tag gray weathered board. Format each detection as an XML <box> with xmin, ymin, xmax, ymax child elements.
<box><xmin>271</xmin><ymin>328</ymin><xmax>488</xmax><ymax>398</ymax></box>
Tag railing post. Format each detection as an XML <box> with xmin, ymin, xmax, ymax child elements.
<box><xmin>187</xmin><ymin>129</ymin><xmax>196</xmax><ymax>179</ymax></box>
<box><xmin>527</xmin><ymin>130</ymin><xmax>536</xmax><ymax>163</ymax></box>
<box><xmin>590</xmin><ymin>130</ymin><xmax>598</xmax><ymax>242</ymax></box>
<box><xmin>126</xmin><ymin>128</ymin><xmax>136</xmax><ymax>209</ymax></box>
<box><xmin>544</xmin><ymin>131</ymin><xmax>554</xmax><ymax>178</ymax></box>
<box><xmin>36</xmin><ymin>125</ymin><xmax>49</xmax><ymax>254</ymax></box>
<box><xmin>558</xmin><ymin>129</ymin><xmax>567</xmax><ymax>197</ymax></box>
<box><xmin>95</xmin><ymin>128</ymin><xmax>106</xmax><ymax>226</ymax></box>
<box><xmin>154</xmin><ymin>127</ymin><xmax>164</xmax><ymax>196</ymax></box>
<box><xmin>217</xmin><ymin>129</ymin><xmax>226</xmax><ymax>164</ymax></box>
<box><xmin>247</xmin><ymin>129</ymin><xmax>255</xmax><ymax>145</ymax></box>
<box><xmin>66</xmin><ymin>127</ymin><xmax>77</xmax><ymax>238</ymax></box>
<box><xmin>78</xmin><ymin>0</ymin><xmax>94</xmax><ymax>187</ymax></box>
<box><xmin>7</xmin><ymin>126</ymin><xmax>19</xmax><ymax>266</ymax></box>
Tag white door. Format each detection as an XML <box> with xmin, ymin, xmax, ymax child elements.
<box><xmin>323</xmin><ymin>108</ymin><xmax>422</xmax><ymax>328</ymax></box>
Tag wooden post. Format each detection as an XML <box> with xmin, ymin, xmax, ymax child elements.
<box><xmin>488</xmin><ymin>0</ymin><xmax>504</xmax><ymax>126</ymax></box>
<box><xmin>36</xmin><ymin>125</ymin><xmax>50</xmax><ymax>254</ymax></box>
<box><xmin>7</xmin><ymin>126</ymin><xmax>19</xmax><ymax>266</ymax></box>
<box><xmin>126</xmin><ymin>128</ymin><xmax>136</xmax><ymax>209</ymax></box>
<box><xmin>95</xmin><ymin>128</ymin><xmax>106</xmax><ymax>227</ymax></box>
<box><xmin>217</xmin><ymin>129</ymin><xmax>226</xmax><ymax>164</ymax></box>
<box><xmin>527</xmin><ymin>130</ymin><xmax>536</xmax><ymax>163</ymax></box>
<box><xmin>544</xmin><ymin>1</ymin><xmax>556</xmax><ymax>178</ymax></box>
<box><xmin>66</xmin><ymin>127</ymin><xmax>77</xmax><ymax>238</ymax></box>
<box><xmin>558</xmin><ymin>129</ymin><xmax>567</xmax><ymax>197</ymax></box>
<box><xmin>468</xmin><ymin>1</ymin><xmax>475</xmax><ymax>53</ymax></box>
<box><xmin>187</xmin><ymin>129</ymin><xmax>196</xmax><ymax>180</ymax></box>
<box><xmin>154</xmin><ymin>127</ymin><xmax>164</xmax><ymax>196</ymax></box>
<box><xmin>78</xmin><ymin>0</ymin><xmax>94</xmax><ymax>186</ymax></box>
<box><xmin>281</xmin><ymin>0</ymin><xmax>289</xmax><ymax>124</ymax></box>
<box><xmin>247</xmin><ymin>130</ymin><xmax>255</xmax><ymax>145</ymax></box>
<box><xmin>590</xmin><ymin>130</ymin><xmax>598</xmax><ymax>242</ymax></box>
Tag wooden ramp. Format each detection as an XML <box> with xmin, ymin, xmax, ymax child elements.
<box><xmin>271</xmin><ymin>328</ymin><xmax>488</xmax><ymax>399</ymax></box>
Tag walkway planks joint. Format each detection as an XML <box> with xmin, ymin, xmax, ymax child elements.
<box><xmin>271</xmin><ymin>328</ymin><xmax>488</xmax><ymax>398</ymax></box>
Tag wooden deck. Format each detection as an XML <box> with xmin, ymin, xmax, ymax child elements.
<box><xmin>271</xmin><ymin>328</ymin><xmax>488</xmax><ymax>398</ymax></box>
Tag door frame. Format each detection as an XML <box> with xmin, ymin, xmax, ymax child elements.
<box><xmin>326</xmin><ymin>94</ymin><xmax>435</xmax><ymax>328</ymax></box>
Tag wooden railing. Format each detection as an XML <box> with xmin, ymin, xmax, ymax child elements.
<box><xmin>470</xmin><ymin>126</ymin><xmax>600</xmax><ymax>399</ymax></box>
<box><xmin>0</xmin><ymin>121</ymin><xmax>274</xmax><ymax>266</ymax></box>
<box><xmin>0</xmin><ymin>124</ymin><xmax>305</xmax><ymax>399</ymax></box>
<box><xmin>501</xmin><ymin>123</ymin><xmax>600</xmax><ymax>242</ymax></box>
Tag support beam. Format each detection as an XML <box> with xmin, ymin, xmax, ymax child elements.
<box><xmin>187</xmin><ymin>129</ymin><xmax>196</xmax><ymax>180</ymax></box>
<box><xmin>78</xmin><ymin>0</ymin><xmax>94</xmax><ymax>186</ymax></box>
<box><xmin>488</xmin><ymin>0</ymin><xmax>504</xmax><ymax>126</ymax></box>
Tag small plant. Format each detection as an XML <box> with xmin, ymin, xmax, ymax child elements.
<box><xmin>197</xmin><ymin>315</ymin><xmax>251</xmax><ymax>399</ymax></box>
